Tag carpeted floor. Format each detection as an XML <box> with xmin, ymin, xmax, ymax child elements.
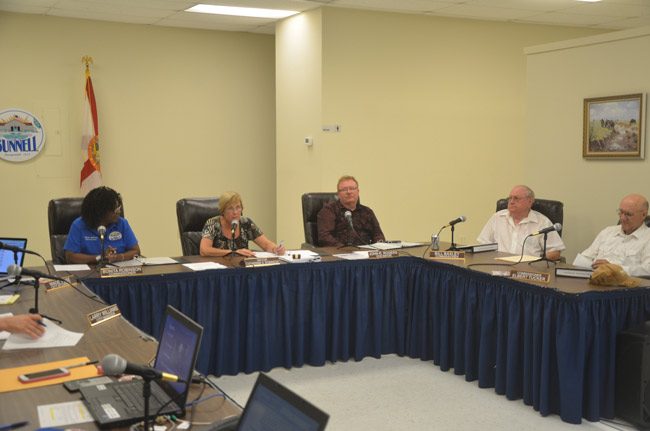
<box><xmin>209</xmin><ymin>354</ymin><xmax>638</xmax><ymax>430</ymax></box>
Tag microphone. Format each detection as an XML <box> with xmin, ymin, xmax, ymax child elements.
<box><xmin>97</xmin><ymin>225</ymin><xmax>106</xmax><ymax>240</ymax></box>
<box><xmin>231</xmin><ymin>219</ymin><xmax>239</xmax><ymax>237</ymax></box>
<box><xmin>0</xmin><ymin>241</ymin><xmax>40</xmax><ymax>256</ymax></box>
<box><xmin>447</xmin><ymin>216</ymin><xmax>467</xmax><ymax>227</ymax></box>
<box><xmin>344</xmin><ymin>211</ymin><xmax>354</xmax><ymax>230</ymax></box>
<box><xmin>101</xmin><ymin>354</ymin><xmax>185</xmax><ymax>383</ymax></box>
<box><xmin>531</xmin><ymin>223</ymin><xmax>562</xmax><ymax>236</ymax></box>
<box><xmin>7</xmin><ymin>264</ymin><xmax>67</xmax><ymax>282</ymax></box>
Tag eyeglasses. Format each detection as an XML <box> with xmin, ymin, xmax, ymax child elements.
<box><xmin>338</xmin><ymin>186</ymin><xmax>358</xmax><ymax>193</ymax></box>
<box><xmin>507</xmin><ymin>195</ymin><xmax>528</xmax><ymax>202</ymax></box>
<box><xmin>225</xmin><ymin>205</ymin><xmax>243</xmax><ymax>213</ymax></box>
<box><xmin>617</xmin><ymin>209</ymin><xmax>637</xmax><ymax>218</ymax></box>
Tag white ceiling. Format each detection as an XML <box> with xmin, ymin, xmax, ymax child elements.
<box><xmin>1</xmin><ymin>0</ymin><xmax>650</xmax><ymax>34</ymax></box>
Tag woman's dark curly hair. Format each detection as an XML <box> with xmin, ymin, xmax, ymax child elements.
<box><xmin>81</xmin><ymin>186</ymin><xmax>123</xmax><ymax>229</ymax></box>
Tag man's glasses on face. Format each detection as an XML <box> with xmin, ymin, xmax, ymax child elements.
<box><xmin>338</xmin><ymin>186</ymin><xmax>358</xmax><ymax>193</ymax></box>
<box><xmin>507</xmin><ymin>195</ymin><xmax>528</xmax><ymax>203</ymax></box>
<box><xmin>617</xmin><ymin>209</ymin><xmax>637</xmax><ymax>218</ymax></box>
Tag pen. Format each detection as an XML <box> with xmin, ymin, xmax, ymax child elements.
<box><xmin>65</xmin><ymin>360</ymin><xmax>99</xmax><ymax>370</ymax></box>
<box><xmin>37</xmin><ymin>320</ymin><xmax>47</xmax><ymax>327</ymax></box>
<box><xmin>0</xmin><ymin>421</ymin><xmax>28</xmax><ymax>431</ymax></box>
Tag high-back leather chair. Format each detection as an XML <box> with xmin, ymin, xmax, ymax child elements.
<box><xmin>176</xmin><ymin>197</ymin><xmax>220</xmax><ymax>256</ymax></box>
<box><xmin>301</xmin><ymin>192</ymin><xmax>338</xmax><ymax>246</ymax></box>
<box><xmin>47</xmin><ymin>197</ymin><xmax>126</xmax><ymax>264</ymax></box>
<box><xmin>496</xmin><ymin>198</ymin><xmax>564</xmax><ymax>236</ymax></box>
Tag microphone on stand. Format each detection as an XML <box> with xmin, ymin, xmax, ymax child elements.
<box><xmin>443</xmin><ymin>215</ymin><xmax>467</xmax><ymax>251</ymax></box>
<box><xmin>0</xmin><ymin>241</ymin><xmax>40</xmax><ymax>257</ymax></box>
<box><xmin>445</xmin><ymin>215</ymin><xmax>467</xmax><ymax>227</ymax></box>
<box><xmin>230</xmin><ymin>219</ymin><xmax>239</xmax><ymax>255</ymax></box>
<box><xmin>7</xmin><ymin>265</ymin><xmax>68</xmax><ymax>283</ymax></box>
<box><xmin>531</xmin><ymin>223</ymin><xmax>562</xmax><ymax>236</ymax></box>
<box><xmin>344</xmin><ymin>211</ymin><xmax>354</xmax><ymax>231</ymax></box>
<box><xmin>97</xmin><ymin>225</ymin><xmax>107</xmax><ymax>265</ymax></box>
<box><xmin>101</xmin><ymin>354</ymin><xmax>185</xmax><ymax>383</ymax></box>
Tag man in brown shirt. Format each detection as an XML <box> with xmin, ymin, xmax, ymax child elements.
<box><xmin>317</xmin><ymin>175</ymin><xmax>385</xmax><ymax>246</ymax></box>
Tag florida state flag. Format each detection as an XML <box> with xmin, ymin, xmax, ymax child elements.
<box><xmin>80</xmin><ymin>65</ymin><xmax>102</xmax><ymax>195</ymax></box>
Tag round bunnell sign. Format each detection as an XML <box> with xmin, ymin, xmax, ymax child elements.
<box><xmin>0</xmin><ymin>108</ymin><xmax>46</xmax><ymax>162</ymax></box>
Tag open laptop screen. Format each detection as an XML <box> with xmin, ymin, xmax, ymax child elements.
<box><xmin>154</xmin><ymin>306</ymin><xmax>203</xmax><ymax>404</ymax></box>
<box><xmin>237</xmin><ymin>374</ymin><xmax>329</xmax><ymax>431</ymax></box>
<box><xmin>0</xmin><ymin>238</ymin><xmax>27</xmax><ymax>275</ymax></box>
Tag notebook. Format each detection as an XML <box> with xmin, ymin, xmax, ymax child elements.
<box><xmin>80</xmin><ymin>305</ymin><xmax>203</xmax><ymax>428</ymax></box>
<box><xmin>233</xmin><ymin>373</ymin><xmax>329</xmax><ymax>431</ymax></box>
<box><xmin>0</xmin><ymin>238</ymin><xmax>27</xmax><ymax>275</ymax></box>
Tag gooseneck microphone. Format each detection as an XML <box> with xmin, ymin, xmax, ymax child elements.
<box><xmin>447</xmin><ymin>216</ymin><xmax>467</xmax><ymax>227</ymax></box>
<box><xmin>101</xmin><ymin>354</ymin><xmax>185</xmax><ymax>383</ymax></box>
<box><xmin>344</xmin><ymin>211</ymin><xmax>354</xmax><ymax>230</ymax></box>
<box><xmin>97</xmin><ymin>225</ymin><xmax>107</xmax><ymax>264</ymax></box>
<box><xmin>531</xmin><ymin>223</ymin><xmax>562</xmax><ymax>236</ymax></box>
<box><xmin>0</xmin><ymin>241</ymin><xmax>40</xmax><ymax>256</ymax></box>
<box><xmin>7</xmin><ymin>264</ymin><xmax>67</xmax><ymax>282</ymax></box>
<box><xmin>231</xmin><ymin>219</ymin><xmax>239</xmax><ymax>237</ymax></box>
<box><xmin>229</xmin><ymin>219</ymin><xmax>239</xmax><ymax>254</ymax></box>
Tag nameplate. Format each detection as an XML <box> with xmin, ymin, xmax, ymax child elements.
<box><xmin>87</xmin><ymin>304</ymin><xmax>121</xmax><ymax>326</ymax></box>
<box><xmin>242</xmin><ymin>257</ymin><xmax>283</xmax><ymax>267</ymax></box>
<box><xmin>491</xmin><ymin>270</ymin><xmax>550</xmax><ymax>283</ymax></box>
<box><xmin>100</xmin><ymin>266</ymin><xmax>143</xmax><ymax>278</ymax></box>
<box><xmin>43</xmin><ymin>275</ymin><xmax>75</xmax><ymax>292</ymax></box>
<box><xmin>511</xmin><ymin>270</ymin><xmax>550</xmax><ymax>284</ymax></box>
<box><xmin>368</xmin><ymin>250</ymin><xmax>399</xmax><ymax>258</ymax></box>
<box><xmin>555</xmin><ymin>268</ymin><xmax>593</xmax><ymax>279</ymax></box>
<box><xmin>430</xmin><ymin>251</ymin><xmax>465</xmax><ymax>260</ymax></box>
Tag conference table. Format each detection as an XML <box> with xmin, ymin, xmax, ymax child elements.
<box><xmin>0</xmin><ymin>272</ymin><xmax>241</xmax><ymax>429</ymax></box>
<box><xmin>13</xmin><ymin>245</ymin><xmax>650</xmax><ymax>426</ymax></box>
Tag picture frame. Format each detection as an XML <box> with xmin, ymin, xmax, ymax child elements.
<box><xmin>583</xmin><ymin>93</ymin><xmax>645</xmax><ymax>159</ymax></box>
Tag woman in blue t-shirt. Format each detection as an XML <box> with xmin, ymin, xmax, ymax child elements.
<box><xmin>63</xmin><ymin>186</ymin><xmax>141</xmax><ymax>264</ymax></box>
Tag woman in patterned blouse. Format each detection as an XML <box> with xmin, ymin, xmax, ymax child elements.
<box><xmin>199</xmin><ymin>191</ymin><xmax>285</xmax><ymax>257</ymax></box>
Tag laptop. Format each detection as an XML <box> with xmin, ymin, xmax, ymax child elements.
<box><xmin>210</xmin><ymin>373</ymin><xmax>329</xmax><ymax>431</ymax></box>
<box><xmin>0</xmin><ymin>237</ymin><xmax>27</xmax><ymax>276</ymax></box>
<box><xmin>80</xmin><ymin>305</ymin><xmax>203</xmax><ymax>428</ymax></box>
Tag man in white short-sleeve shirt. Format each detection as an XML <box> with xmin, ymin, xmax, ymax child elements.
<box><xmin>477</xmin><ymin>185</ymin><xmax>565</xmax><ymax>260</ymax></box>
<box><xmin>573</xmin><ymin>193</ymin><xmax>650</xmax><ymax>277</ymax></box>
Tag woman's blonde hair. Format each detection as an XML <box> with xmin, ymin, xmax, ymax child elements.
<box><xmin>218</xmin><ymin>191</ymin><xmax>243</xmax><ymax>214</ymax></box>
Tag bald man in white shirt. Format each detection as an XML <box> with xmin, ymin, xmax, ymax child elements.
<box><xmin>477</xmin><ymin>185</ymin><xmax>565</xmax><ymax>260</ymax></box>
<box><xmin>574</xmin><ymin>193</ymin><xmax>650</xmax><ymax>277</ymax></box>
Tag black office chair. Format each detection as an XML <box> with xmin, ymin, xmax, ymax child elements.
<box><xmin>496</xmin><ymin>197</ymin><xmax>564</xmax><ymax>237</ymax></box>
<box><xmin>301</xmin><ymin>192</ymin><xmax>338</xmax><ymax>247</ymax></box>
<box><xmin>48</xmin><ymin>197</ymin><xmax>125</xmax><ymax>264</ymax></box>
<box><xmin>176</xmin><ymin>197</ymin><xmax>220</xmax><ymax>256</ymax></box>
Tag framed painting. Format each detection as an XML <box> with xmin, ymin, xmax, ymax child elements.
<box><xmin>583</xmin><ymin>93</ymin><xmax>645</xmax><ymax>159</ymax></box>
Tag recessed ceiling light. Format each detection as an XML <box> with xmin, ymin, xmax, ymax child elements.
<box><xmin>186</xmin><ymin>4</ymin><xmax>299</xmax><ymax>19</ymax></box>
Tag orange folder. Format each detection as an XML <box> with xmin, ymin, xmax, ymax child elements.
<box><xmin>0</xmin><ymin>356</ymin><xmax>100</xmax><ymax>393</ymax></box>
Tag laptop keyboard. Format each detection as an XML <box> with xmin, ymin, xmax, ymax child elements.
<box><xmin>112</xmin><ymin>380</ymin><xmax>175</xmax><ymax>413</ymax></box>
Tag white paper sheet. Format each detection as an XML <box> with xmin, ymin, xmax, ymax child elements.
<box><xmin>182</xmin><ymin>262</ymin><xmax>227</xmax><ymax>271</ymax></box>
<box><xmin>2</xmin><ymin>318</ymin><xmax>84</xmax><ymax>350</ymax></box>
<box><xmin>334</xmin><ymin>251</ymin><xmax>370</xmax><ymax>260</ymax></box>
<box><xmin>53</xmin><ymin>264</ymin><xmax>91</xmax><ymax>271</ymax></box>
<box><xmin>37</xmin><ymin>400</ymin><xmax>94</xmax><ymax>428</ymax></box>
<box><xmin>495</xmin><ymin>254</ymin><xmax>540</xmax><ymax>263</ymax></box>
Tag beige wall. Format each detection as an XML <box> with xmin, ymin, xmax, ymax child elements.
<box><xmin>276</xmin><ymin>7</ymin><xmax>604</xmax><ymax>248</ymax></box>
<box><xmin>0</xmin><ymin>12</ymin><xmax>276</xmax><ymax>265</ymax></box>
<box><xmin>275</xmin><ymin>9</ymin><xmax>323</xmax><ymax>247</ymax></box>
<box><xmin>525</xmin><ymin>26</ymin><xmax>650</xmax><ymax>260</ymax></box>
